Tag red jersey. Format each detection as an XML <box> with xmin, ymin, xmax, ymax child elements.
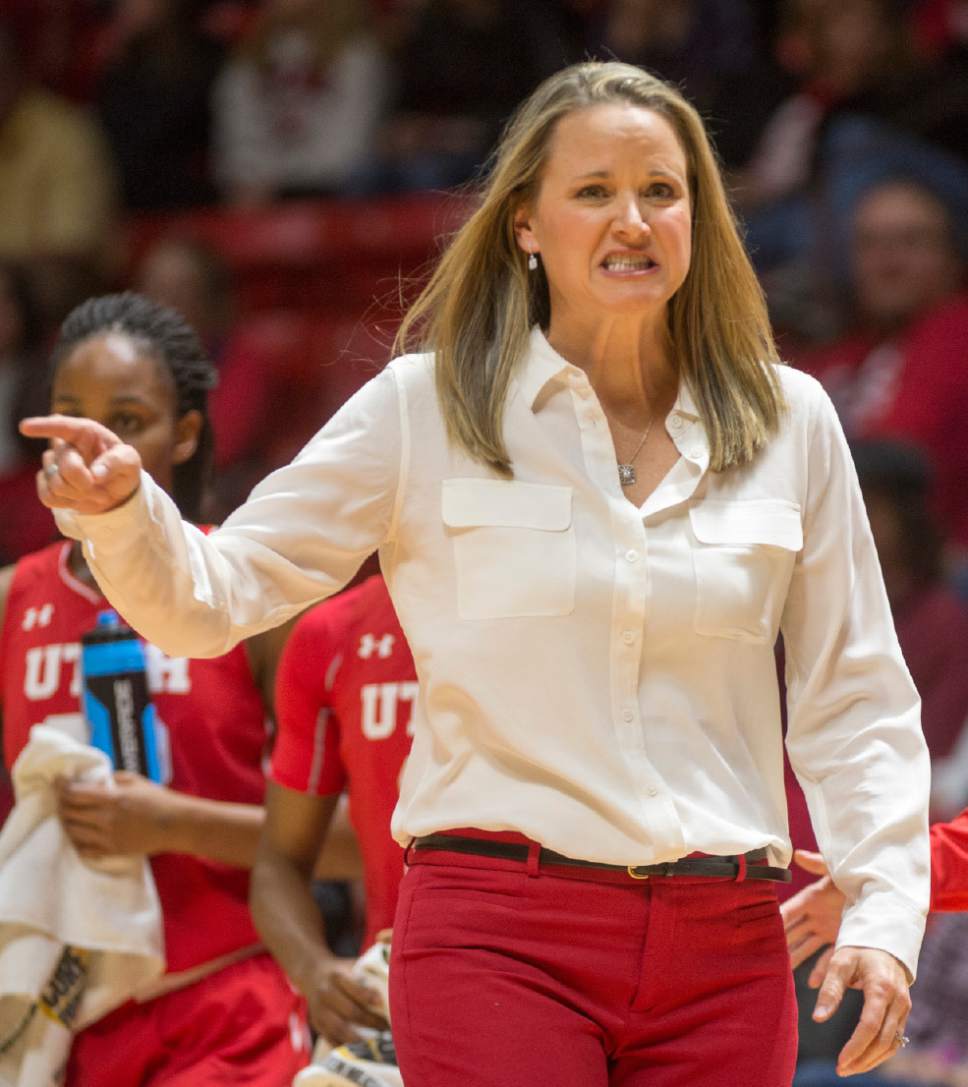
<box><xmin>0</xmin><ymin>541</ymin><xmax>269</xmax><ymax>973</ymax></box>
<box><xmin>797</xmin><ymin>294</ymin><xmax>968</xmax><ymax>546</ymax></box>
<box><xmin>270</xmin><ymin>576</ymin><xmax>415</xmax><ymax>949</ymax></box>
<box><xmin>932</xmin><ymin>809</ymin><xmax>968</xmax><ymax>912</ymax></box>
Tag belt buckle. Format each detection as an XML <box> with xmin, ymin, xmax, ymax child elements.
<box><xmin>627</xmin><ymin>865</ymin><xmax>650</xmax><ymax>880</ymax></box>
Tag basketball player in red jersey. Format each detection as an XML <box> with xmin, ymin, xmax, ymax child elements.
<box><xmin>251</xmin><ymin>573</ymin><xmax>415</xmax><ymax>1060</ymax></box>
<box><xmin>0</xmin><ymin>293</ymin><xmax>309</xmax><ymax>1086</ymax></box>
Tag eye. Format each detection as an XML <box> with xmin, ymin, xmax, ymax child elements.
<box><xmin>575</xmin><ymin>184</ymin><xmax>610</xmax><ymax>199</ymax></box>
<box><xmin>109</xmin><ymin>412</ymin><xmax>145</xmax><ymax>436</ymax></box>
<box><xmin>644</xmin><ymin>181</ymin><xmax>676</xmax><ymax>199</ymax></box>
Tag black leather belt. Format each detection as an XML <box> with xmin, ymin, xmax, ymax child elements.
<box><xmin>411</xmin><ymin>834</ymin><xmax>791</xmax><ymax>883</ymax></box>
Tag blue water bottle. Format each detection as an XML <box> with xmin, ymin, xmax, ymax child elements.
<box><xmin>81</xmin><ymin>610</ymin><xmax>162</xmax><ymax>782</ymax></box>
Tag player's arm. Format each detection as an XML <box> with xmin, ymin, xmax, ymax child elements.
<box><xmin>251</xmin><ymin>782</ymin><xmax>384</xmax><ymax>1043</ymax></box>
<box><xmin>315</xmin><ymin>793</ymin><xmax>364</xmax><ymax>881</ymax></box>
<box><xmin>0</xmin><ymin>556</ymin><xmax>265</xmax><ymax>864</ymax></box>
<box><xmin>245</xmin><ymin>613</ymin><xmax>300</xmax><ymax>715</ymax></box>
<box><xmin>253</xmin><ymin>602</ymin><xmax>381</xmax><ymax>1040</ymax></box>
<box><xmin>56</xmin><ymin>564</ymin><xmax>283</xmax><ymax>867</ymax></box>
<box><xmin>72</xmin><ymin>556</ymin><xmax>306</xmax><ymax>866</ymax></box>
<box><xmin>56</xmin><ymin>771</ymin><xmax>265</xmax><ymax>867</ymax></box>
<box><xmin>244</xmin><ymin>603</ymin><xmax>363</xmax><ymax>881</ymax></box>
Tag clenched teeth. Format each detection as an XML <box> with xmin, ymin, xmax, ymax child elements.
<box><xmin>602</xmin><ymin>256</ymin><xmax>656</xmax><ymax>271</ymax></box>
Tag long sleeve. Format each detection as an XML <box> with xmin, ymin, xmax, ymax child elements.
<box><xmin>55</xmin><ymin>366</ymin><xmax>405</xmax><ymax>660</ymax></box>
<box><xmin>781</xmin><ymin>385</ymin><xmax>930</xmax><ymax>980</ymax></box>
<box><xmin>930</xmin><ymin>811</ymin><xmax>968</xmax><ymax>912</ymax></box>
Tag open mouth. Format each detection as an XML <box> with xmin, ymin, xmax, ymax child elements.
<box><xmin>601</xmin><ymin>254</ymin><xmax>657</xmax><ymax>273</ymax></box>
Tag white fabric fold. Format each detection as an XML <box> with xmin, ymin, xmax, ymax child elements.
<box><xmin>0</xmin><ymin>725</ymin><xmax>164</xmax><ymax>1087</ymax></box>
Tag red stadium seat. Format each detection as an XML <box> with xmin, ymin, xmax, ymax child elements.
<box><xmin>125</xmin><ymin>193</ymin><xmax>473</xmax><ymax>315</ymax></box>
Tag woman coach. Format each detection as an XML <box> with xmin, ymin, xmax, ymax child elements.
<box><xmin>22</xmin><ymin>62</ymin><xmax>928</xmax><ymax>1086</ymax></box>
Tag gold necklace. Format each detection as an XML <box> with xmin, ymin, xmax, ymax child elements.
<box><xmin>617</xmin><ymin>415</ymin><xmax>654</xmax><ymax>487</ymax></box>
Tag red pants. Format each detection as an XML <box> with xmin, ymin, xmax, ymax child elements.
<box><xmin>66</xmin><ymin>952</ymin><xmax>309</xmax><ymax>1086</ymax></box>
<box><xmin>390</xmin><ymin>843</ymin><xmax>797</xmax><ymax>1087</ymax></box>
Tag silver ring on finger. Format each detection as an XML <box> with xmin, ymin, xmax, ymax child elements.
<box><xmin>894</xmin><ymin>1032</ymin><xmax>910</xmax><ymax>1048</ymax></box>
<box><xmin>44</xmin><ymin>462</ymin><xmax>59</xmax><ymax>479</ymax></box>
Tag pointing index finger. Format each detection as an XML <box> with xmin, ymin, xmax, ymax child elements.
<box><xmin>19</xmin><ymin>415</ymin><xmax>118</xmax><ymax>457</ymax></box>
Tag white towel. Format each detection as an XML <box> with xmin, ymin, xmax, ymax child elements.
<box><xmin>0</xmin><ymin>724</ymin><xmax>165</xmax><ymax>1087</ymax></box>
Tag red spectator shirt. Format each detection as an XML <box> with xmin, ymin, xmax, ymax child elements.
<box><xmin>797</xmin><ymin>294</ymin><xmax>968</xmax><ymax>546</ymax></box>
<box><xmin>0</xmin><ymin>540</ymin><xmax>269</xmax><ymax>973</ymax></box>
<box><xmin>932</xmin><ymin>810</ymin><xmax>968</xmax><ymax>912</ymax></box>
<box><xmin>894</xmin><ymin>586</ymin><xmax>968</xmax><ymax>761</ymax></box>
<box><xmin>270</xmin><ymin>576</ymin><xmax>415</xmax><ymax>949</ymax></box>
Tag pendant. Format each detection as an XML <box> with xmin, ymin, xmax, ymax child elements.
<box><xmin>618</xmin><ymin>464</ymin><xmax>636</xmax><ymax>487</ymax></box>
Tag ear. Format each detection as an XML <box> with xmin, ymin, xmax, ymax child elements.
<box><xmin>513</xmin><ymin>204</ymin><xmax>538</xmax><ymax>256</ymax></box>
<box><xmin>172</xmin><ymin>409</ymin><xmax>203</xmax><ymax>467</ymax></box>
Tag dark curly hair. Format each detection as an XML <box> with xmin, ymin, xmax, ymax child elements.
<box><xmin>51</xmin><ymin>292</ymin><xmax>218</xmax><ymax>522</ymax></box>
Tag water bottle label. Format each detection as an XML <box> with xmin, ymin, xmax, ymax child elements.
<box><xmin>83</xmin><ymin>669</ymin><xmax>162</xmax><ymax>782</ymax></box>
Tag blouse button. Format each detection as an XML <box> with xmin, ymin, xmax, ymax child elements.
<box><xmin>622</xmin><ymin>708</ymin><xmax>634</xmax><ymax>722</ymax></box>
<box><xmin>625</xmin><ymin>550</ymin><xmax>638</xmax><ymax>563</ymax></box>
<box><xmin>622</xmin><ymin>630</ymin><xmax>636</xmax><ymax>645</ymax></box>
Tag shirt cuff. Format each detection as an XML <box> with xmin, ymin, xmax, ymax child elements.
<box><xmin>54</xmin><ymin>474</ymin><xmax>151</xmax><ymax>554</ymax></box>
<box><xmin>836</xmin><ymin>893</ymin><xmax>927</xmax><ymax>983</ymax></box>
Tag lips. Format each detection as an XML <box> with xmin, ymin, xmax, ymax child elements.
<box><xmin>601</xmin><ymin>253</ymin><xmax>657</xmax><ymax>272</ymax></box>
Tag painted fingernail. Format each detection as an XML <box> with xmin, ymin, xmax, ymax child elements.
<box><xmin>92</xmin><ymin>464</ymin><xmax>107</xmax><ymax>479</ymax></box>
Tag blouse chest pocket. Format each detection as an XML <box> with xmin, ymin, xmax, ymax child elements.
<box><xmin>441</xmin><ymin>479</ymin><xmax>576</xmax><ymax>620</ymax></box>
<box><xmin>688</xmin><ymin>499</ymin><xmax>803</xmax><ymax>644</ymax></box>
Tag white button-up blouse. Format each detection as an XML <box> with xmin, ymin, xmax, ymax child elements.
<box><xmin>59</xmin><ymin>327</ymin><xmax>930</xmax><ymax>977</ymax></box>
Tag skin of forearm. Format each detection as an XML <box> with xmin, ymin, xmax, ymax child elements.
<box><xmin>163</xmin><ymin>793</ymin><xmax>265</xmax><ymax>868</ymax></box>
<box><xmin>251</xmin><ymin>845</ymin><xmax>333</xmax><ymax>994</ymax></box>
<box><xmin>313</xmin><ymin>796</ymin><xmax>363</xmax><ymax>881</ymax></box>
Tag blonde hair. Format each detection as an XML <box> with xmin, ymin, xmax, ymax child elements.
<box><xmin>395</xmin><ymin>61</ymin><xmax>784</xmax><ymax>476</ymax></box>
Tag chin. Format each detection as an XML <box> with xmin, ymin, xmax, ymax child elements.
<box><xmin>594</xmin><ymin>289</ymin><xmax>673</xmax><ymax>315</ymax></box>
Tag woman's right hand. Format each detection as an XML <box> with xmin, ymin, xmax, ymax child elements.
<box><xmin>19</xmin><ymin>415</ymin><xmax>142</xmax><ymax>515</ymax></box>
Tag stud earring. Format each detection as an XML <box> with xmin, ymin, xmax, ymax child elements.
<box><xmin>527</xmin><ymin>252</ymin><xmax>538</xmax><ymax>271</ymax></box>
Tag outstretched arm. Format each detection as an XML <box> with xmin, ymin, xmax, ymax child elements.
<box><xmin>19</xmin><ymin>367</ymin><xmax>405</xmax><ymax>659</ymax></box>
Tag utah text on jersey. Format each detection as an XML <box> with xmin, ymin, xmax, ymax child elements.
<box><xmin>360</xmin><ymin>682</ymin><xmax>418</xmax><ymax>740</ymax></box>
<box><xmin>23</xmin><ymin>641</ymin><xmax>191</xmax><ymax>702</ymax></box>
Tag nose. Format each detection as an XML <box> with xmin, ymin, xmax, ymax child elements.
<box><xmin>612</xmin><ymin>194</ymin><xmax>650</xmax><ymax>241</ymax></box>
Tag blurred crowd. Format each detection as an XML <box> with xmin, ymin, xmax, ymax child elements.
<box><xmin>1</xmin><ymin>0</ymin><xmax>967</xmax><ymax>1079</ymax></box>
